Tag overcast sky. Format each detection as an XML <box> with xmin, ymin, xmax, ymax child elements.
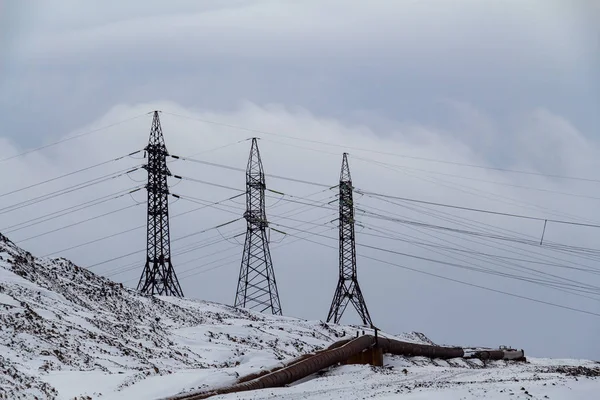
<box><xmin>1</xmin><ymin>0</ymin><xmax>599</xmax><ymax>360</ymax></box>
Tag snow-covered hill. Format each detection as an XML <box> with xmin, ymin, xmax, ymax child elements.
<box><xmin>1</xmin><ymin>232</ymin><xmax>599</xmax><ymax>400</ymax></box>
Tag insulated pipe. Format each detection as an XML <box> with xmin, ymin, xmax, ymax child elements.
<box><xmin>236</xmin><ymin>338</ymin><xmax>353</xmax><ymax>384</ymax></box>
<box><xmin>165</xmin><ymin>335</ymin><xmax>374</xmax><ymax>400</ymax></box>
<box><xmin>378</xmin><ymin>337</ymin><xmax>465</xmax><ymax>359</ymax></box>
<box><xmin>161</xmin><ymin>336</ymin><xmax>525</xmax><ymax>400</ymax></box>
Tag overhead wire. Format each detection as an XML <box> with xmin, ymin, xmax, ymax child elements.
<box><xmin>106</xmin><ymin>191</ymin><xmax>336</xmax><ymax>279</ymax></box>
<box><xmin>357</xmin><ymin>206</ymin><xmax>600</xmax><ymax>255</ymax></box>
<box><xmin>170</xmin><ymin>154</ymin><xmax>334</xmax><ymax>189</ymax></box>
<box><xmin>356</xmin><ymin>189</ymin><xmax>600</xmax><ymax>229</ymax></box>
<box><xmin>357</xmin><ymin>196</ymin><xmax>600</xmax><ymax>267</ymax></box>
<box><xmin>174</xmin><ymin>215</ymin><xmax>339</xmax><ymax>282</ymax></box>
<box><xmin>0</xmin><ymin>113</ymin><xmax>148</xmax><ymax>164</ymax></box>
<box><xmin>356</xmin><ymin>223</ymin><xmax>600</xmax><ymax>302</ymax></box>
<box><xmin>358</xmin><ymin>222</ymin><xmax>600</xmax><ymax>276</ymax></box>
<box><xmin>352</xmin><ymin>155</ymin><xmax>600</xmax><ymax>201</ymax></box>
<box><xmin>268</xmin><ymin>221</ymin><xmax>600</xmax><ymax>295</ymax></box>
<box><xmin>41</xmin><ymin>193</ymin><xmax>246</xmax><ymax>257</ymax></box>
<box><xmin>393</xmin><ymin>198</ymin><xmax>600</xmax><ymax>265</ymax></box>
<box><xmin>15</xmin><ymin>201</ymin><xmax>146</xmax><ymax>244</ymax></box>
<box><xmin>360</xmin><ymin>206</ymin><xmax>600</xmax><ymax>284</ymax></box>
<box><xmin>86</xmin><ymin>219</ymin><xmax>243</xmax><ymax>269</ymax></box>
<box><xmin>355</xmin><ymin>155</ymin><xmax>599</xmax><ymax>225</ymax></box>
<box><xmin>0</xmin><ymin>165</ymin><xmax>144</xmax><ymax>215</ymax></box>
<box><xmin>0</xmin><ymin>149</ymin><xmax>143</xmax><ymax>199</ymax></box>
<box><xmin>268</xmin><ymin>223</ymin><xmax>600</xmax><ymax>318</ymax></box>
<box><xmin>1</xmin><ymin>186</ymin><xmax>144</xmax><ymax>233</ymax></box>
<box><xmin>162</xmin><ymin>110</ymin><xmax>600</xmax><ymax>184</ymax></box>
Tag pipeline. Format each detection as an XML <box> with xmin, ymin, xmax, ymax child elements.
<box><xmin>468</xmin><ymin>349</ymin><xmax>526</xmax><ymax>361</ymax></box>
<box><xmin>236</xmin><ymin>338</ymin><xmax>352</xmax><ymax>384</ymax></box>
<box><xmin>378</xmin><ymin>337</ymin><xmax>465</xmax><ymax>359</ymax></box>
<box><xmin>161</xmin><ymin>335</ymin><xmax>525</xmax><ymax>400</ymax></box>
<box><xmin>164</xmin><ymin>335</ymin><xmax>374</xmax><ymax>400</ymax></box>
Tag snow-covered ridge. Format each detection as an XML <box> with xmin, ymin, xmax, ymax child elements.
<box><xmin>1</xmin><ymin>233</ymin><xmax>599</xmax><ymax>400</ymax></box>
<box><xmin>0</xmin><ymin>233</ymin><xmax>424</xmax><ymax>399</ymax></box>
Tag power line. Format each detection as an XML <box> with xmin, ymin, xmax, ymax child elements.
<box><xmin>0</xmin><ymin>149</ymin><xmax>142</xmax><ymax>199</ymax></box>
<box><xmin>162</xmin><ymin>110</ymin><xmax>600</xmax><ymax>184</ymax></box>
<box><xmin>0</xmin><ymin>165</ymin><xmax>143</xmax><ymax>215</ymax></box>
<box><xmin>171</xmin><ymin>216</ymin><xmax>338</xmax><ymax>282</ymax></box>
<box><xmin>358</xmin><ymin>222</ymin><xmax>600</xmax><ymax>276</ymax></box>
<box><xmin>177</xmin><ymin>225</ymin><xmax>338</xmax><ymax>282</ymax></box>
<box><xmin>357</xmin><ymin>242</ymin><xmax>600</xmax><ymax>293</ymax></box>
<box><xmin>42</xmin><ymin>193</ymin><xmax>246</xmax><ymax>257</ymax></box>
<box><xmin>269</xmin><ymin>223</ymin><xmax>600</xmax><ymax>318</ymax></box>
<box><xmin>171</xmin><ymin>175</ymin><xmax>244</xmax><ymax>193</ymax></box>
<box><xmin>356</xmin><ymin>189</ymin><xmax>600</xmax><ymax>229</ymax></box>
<box><xmin>2</xmin><ymin>186</ymin><xmax>144</xmax><ymax>233</ymax></box>
<box><xmin>360</xmin><ymin>203</ymin><xmax>600</xmax><ymax>280</ymax></box>
<box><xmin>352</xmin><ymin>156</ymin><xmax>600</xmax><ymax>201</ymax></box>
<box><xmin>357</xmin><ymin>198</ymin><xmax>600</xmax><ymax>266</ymax></box>
<box><xmin>355</xmin><ymin>224</ymin><xmax>600</xmax><ymax>302</ymax></box>
<box><xmin>357</xmin><ymin>207</ymin><xmax>600</xmax><ymax>255</ymax></box>
<box><xmin>105</xmin><ymin>232</ymin><xmax>244</xmax><ymax>279</ymax></box>
<box><xmin>1</xmin><ymin>114</ymin><xmax>148</xmax><ymax>164</ymax></box>
<box><xmin>16</xmin><ymin>202</ymin><xmax>146</xmax><ymax>244</ymax></box>
<box><xmin>85</xmin><ymin>219</ymin><xmax>245</xmax><ymax>269</ymax></box>
<box><xmin>356</xmin><ymin>155</ymin><xmax>599</xmax><ymax>225</ymax></box>
<box><xmin>105</xmin><ymin>196</ymin><xmax>336</xmax><ymax>279</ymax></box>
<box><xmin>364</xmin><ymin>253</ymin><xmax>600</xmax><ymax>318</ymax></box>
<box><xmin>271</xmin><ymin>222</ymin><xmax>600</xmax><ymax>294</ymax></box>
<box><xmin>170</xmin><ymin>154</ymin><xmax>334</xmax><ymax>189</ymax></box>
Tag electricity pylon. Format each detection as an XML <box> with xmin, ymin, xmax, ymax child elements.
<box><xmin>137</xmin><ymin>111</ymin><xmax>183</xmax><ymax>297</ymax></box>
<box><xmin>234</xmin><ymin>138</ymin><xmax>282</xmax><ymax>315</ymax></box>
<box><xmin>326</xmin><ymin>153</ymin><xmax>372</xmax><ymax>326</ymax></box>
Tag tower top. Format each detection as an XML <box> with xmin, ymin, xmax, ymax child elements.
<box><xmin>147</xmin><ymin>111</ymin><xmax>167</xmax><ymax>149</ymax></box>
<box><xmin>340</xmin><ymin>152</ymin><xmax>352</xmax><ymax>183</ymax></box>
<box><xmin>247</xmin><ymin>137</ymin><xmax>265</xmax><ymax>178</ymax></box>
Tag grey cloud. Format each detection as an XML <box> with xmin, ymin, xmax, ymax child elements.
<box><xmin>0</xmin><ymin>1</ymin><xmax>599</xmax><ymax>361</ymax></box>
<box><xmin>1</xmin><ymin>0</ymin><xmax>598</xmax><ymax>150</ymax></box>
<box><xmin>1</xmin><ymin>101</ymin><xmax>599</xmax><ymax>361</ymax></box>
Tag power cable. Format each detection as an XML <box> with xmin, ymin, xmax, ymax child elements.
<box><xmin>15</xmin><ymin>202</ymin><xmax>146</xmax><ymax>244</ymax></box>
<box><xmin>357</xmin><ymin>199</ymin><xmax>600</xmax><ymax>267</ymax></box>
<box><xmin>271</xmin><ymin>223</ymin><xmax>600</xmax><ymax>318</ymax></box>
<box><xmin>356</xmin><ymin>189</ymin><xmax>600</xmax><ymax>229</ymax></box>
<box><xmin>359</xmin><ymin>204</ymin><xmax>600</xmax><ymax>279</ymax></box>
<box><xmin>0</xmin><ymin>149</ymin><xmax>142</xmax><ymax>199</ymax></box>
<box><xmin>2</xmin><ymin>186</ymin><xmax>144</xmax><ymax>233</ymax></box>
<box><xmin>388</xmin><ymin>197</ymin><xmax>600</xmax><ymax>265</ymax></box>
<box><xmin>271</xmin><ymin>221</ymin><xmax>600</xmax><ymax>294</ymax></box>
<box><xmin>163</xmin><ymin>110</ymin><xmax>600</xmax><ymax>184</ymax></box>
<box><xmin>0</xmin><ymin>165</ymin><xmax>143</xmax><ymax>215</ymax></box>
<box><xmin>352</xmin><ymin>155</ymin><xmax>600</xmax><ymax>201</ymax></box>
<box><xmin>85</xmin><ymin>219</ymin><xmax>244</xmax><ymax>269</ymax></box>
<box><xmin>0</xmin><ymin>113</ymin><xmax>148</xmax><ymax>164</ymax></box>
<box><xmin>357</xmin><ymin>207</ymin><xmax>600</xmax><ymax>254</ymax></box>
<box><xmin>170</xmin><ymin>154</ymin><xmax>334</xmax><ymax>189</ymax></box>
<box><xmin>41</xmin><ymin>193</ymin><xmax>246</xmax><ymax>257</ymax></box>
<box><xmin>356</xmin><ymin>223</ymin><xmax>600</xmax><ymax>302</ymax></box>
<box><xmin>357</xmin><ymin>155</ymin><xmax>599</xmax><ymax>225</ymax></box>
<box><xmin>358</xmin><ymin>222</ymin><xmax>600</xmax><ymax>276</ymax></box>
<box><xmin>175</xmin><ymin>220</ymin><xmax>338</xmax><ymax>282</ymax></box>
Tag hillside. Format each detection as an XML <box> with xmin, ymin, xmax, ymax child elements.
<box><xmin>1</xmin><ymin>232</ymin><xmax>599</xmax><ymax>400</ymax></box>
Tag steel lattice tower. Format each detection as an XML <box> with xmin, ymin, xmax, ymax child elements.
<box><xmin>326</xmin><ymin>153</ymin><xmax>373</xmax><ymax>326</ymax></box>
<box><xmin>234</xmin><ymin>138</ymin><xmax>282</xmax><ymax>315</ymax></box>
<box><xmin>137</xmin><ymin>111</ymin><xmax>184</xmax><ymax>297</ymax></box>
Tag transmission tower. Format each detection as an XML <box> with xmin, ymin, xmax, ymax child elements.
<box><xmin>234</xmin><ymin>138</ymin><xmax>282</xmax><ymax>315</ymax></box>
<box><xmin>137</xmin><ymin>111</ymin><xmax>183</xmax><ymax>297</ymax></box>
<box><xmin>326</xmin><ymin>153</ymin><xmax>373</xmax><ymax>326</ymax></box>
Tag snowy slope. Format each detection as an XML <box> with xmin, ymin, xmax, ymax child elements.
<box><xmin>1</xmin><ymin>232</ymin><xmax>599</xmax><ymax>400</ymax></box>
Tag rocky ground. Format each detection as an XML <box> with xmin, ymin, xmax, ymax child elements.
<box><xmin>1</xmin><ymin>232</ymin><xmax>598</xmax><ymax>400</ymax></box>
